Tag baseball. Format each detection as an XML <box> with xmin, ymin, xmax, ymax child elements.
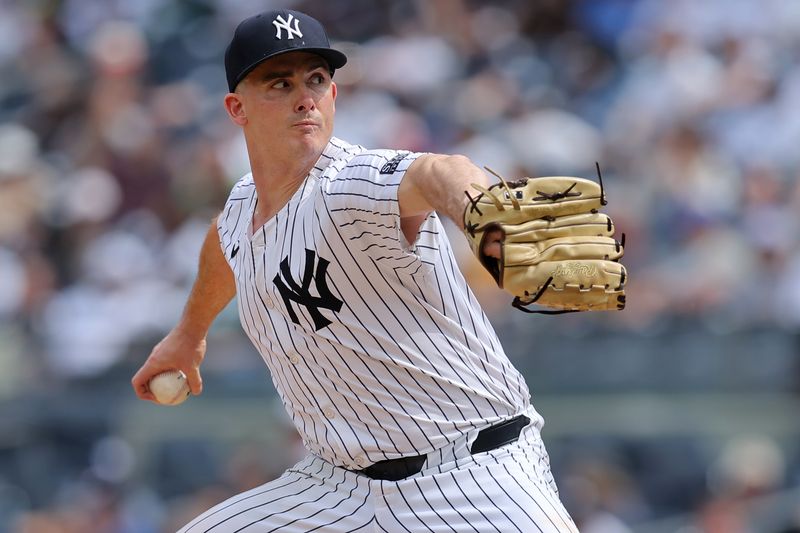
<box><xmin>149</xmin><ymin>370</ymin><xmax>190</xmax><ymax>406</ymax></box>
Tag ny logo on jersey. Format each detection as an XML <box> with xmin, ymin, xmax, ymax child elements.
<box><xmin>272</xmin><ymin>14</ymin><xmax>303</xmax><ymax>40</ymax></box>
<box><xmin>273</xmin><ymin>249</ymin><xmax>343</xmax><ymax>330</ymax></box>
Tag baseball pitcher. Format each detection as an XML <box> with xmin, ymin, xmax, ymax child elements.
<box><xmin>133</xmin><ymin>9</ymin><xmax>626</xmax><ymax>532</ymax></box>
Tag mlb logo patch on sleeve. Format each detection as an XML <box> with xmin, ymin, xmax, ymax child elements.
<box><xmin>380</xmin><ymin>153</ymin><xmax>408</xmax><ymax>174</ymax></box>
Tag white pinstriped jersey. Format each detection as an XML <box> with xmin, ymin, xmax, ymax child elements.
<box><xmin>217</xmin><ymin>137</ymin><xmax>531</xmax><ymax>470</ymax></box>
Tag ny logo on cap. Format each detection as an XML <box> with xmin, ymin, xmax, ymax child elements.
<box><xmin>273</xmin><ymin>14</ymin><xmax>303</xmax><ymax>40</ymax></box>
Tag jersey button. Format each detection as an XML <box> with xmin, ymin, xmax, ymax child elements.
<box><xmin>323</xmin><ymin>407</ymin><xmax>336</xmax><ymax>419</ymax></box>
<box><xmin>289</xmin><ymin>353</ymin><xmax>299</xmax><ymax>364</ymax></box>
<box><xmin>354</xmin><ymin>454</ymin><xmax>369</xmax><ymax>467</ymax></box>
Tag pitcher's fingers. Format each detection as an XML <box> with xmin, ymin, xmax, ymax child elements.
<box><xmin>132</xmin><ymin>379</ymin><xmax>157</xmax><ymax>402</ymax></box>
<box><xmin>138</xmin><ymin>390</ymin><xmax>158</xmax><ymax>403</ymax></box>
<box><xmin>482</xmin><ymin>228</ymin><xmax>504</xmax><ymax>259</ymax></box>
<box><xmin>132</xmin><ymin>365</ymin><xmax>160</xmax><ymax>401</ymax></box>
<box><xmin>185</xmin><ymin>367</ymin><xmax>203</xmax><ymax>395</ymax></box>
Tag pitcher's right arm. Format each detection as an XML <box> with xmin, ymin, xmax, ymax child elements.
<box><xmin>132</xmin><ymin>216</ymin><xmax>236</xmax><ymax>403</ymax></box>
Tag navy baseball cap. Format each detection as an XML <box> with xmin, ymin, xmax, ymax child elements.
<box><xmin>225</xmin><ymin>9</ymin><xmax>348</xmax><ymax>92</ymax></box>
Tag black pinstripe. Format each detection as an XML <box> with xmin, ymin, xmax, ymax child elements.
<box><xmin>317</xmin><ymin>204</ymin><xmax>480</xmax><ymax>435</ymax></box>
<box><xmin>430</xmin><ymin>474</ymin><xmax>482</xmax><ymax>533</ymax></box>
<box><xmin>184</xmin><ymin>460</ymin><xmax>328</xmax><ymax>531</ymax></box>
<box><xmin>448</xmin><ymin>470</ymin><xmax>503</xmax><ymax>533</ymax></box>
<box><xmin>466</xmin><ymin>468</ymin><xmax>524</xmax><ymax>533</ymax></box>
<box><xmin>484</xmin><ymin>466</ymin><xmax>546</xmax><ymax>532</ymax></box>
<box><xmin>233</xmin><ymin>468</ymin><xmax>349</xmax><ymax>532</ymax></box>
<box><xmin>508</xmin><ymin>438</ymin><xmax>576</xmax><ymax>527</ymax></box>
<box><xmin>392</xmin><ymin>486</ymin><xmax>437</xmax><ymax>533</ymax></box>
<box><xmin>408</xmin><ymin>477</ymin><xmax>458</xmax><ymax>533</ymax></box>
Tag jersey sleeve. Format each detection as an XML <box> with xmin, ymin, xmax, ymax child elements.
<box><xmin>322</xmin><ymin>149</ymin><xmax>443</xmax><ymax>273</ymax></box>
<box><xmin>217</xmin><ymin>174</ymin><xmax>255</xmax><ymax>267</ymax></box>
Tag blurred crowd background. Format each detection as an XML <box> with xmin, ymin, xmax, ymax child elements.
<box><xmin>2</xmin><ymin>0</ymin><xmax>800</xmax><ymax>531</ymax></box>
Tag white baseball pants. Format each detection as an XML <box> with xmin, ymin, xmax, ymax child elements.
<box><xmin>178</xmin><ymin>414</ymin><xmax>578</xmax><ymax>532</ymax></box>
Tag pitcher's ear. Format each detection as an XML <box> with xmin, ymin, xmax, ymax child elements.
<box><xmin>224</xmin><ymin>93</ymin><xmax>247</xmax><ymax>126</ymax></box>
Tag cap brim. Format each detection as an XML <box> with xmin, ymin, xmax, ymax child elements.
<box><xmin>231</xmin><ymin>47</ymin><xmax>348</xmax><ymax>92</ymax></box>
<box><xmin>303</xmin><ymin>48</ymin><xmax>347</xmax><ymax>70</ymax></box>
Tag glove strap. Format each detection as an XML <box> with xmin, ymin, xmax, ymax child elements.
<box><xmin>511</xmin><ymin>275</ymin><xmax>580</xmax><ymax>315</ymax></box>
<box><xmin>512</xmin><ymin>297</ymin><xmax>578</xmax><ymax>315</ymax></box>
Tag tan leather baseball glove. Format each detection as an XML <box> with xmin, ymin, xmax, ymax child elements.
<box><xmin>463</xmin><ymin>170</ymin><xmax>626</xmax><ymax>313</ymax></box>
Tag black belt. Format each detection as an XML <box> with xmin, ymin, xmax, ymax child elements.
<box><xmin>359</xmin><ymin>414</ymin><xmax>530</xmax><ymax>481</ymax></box>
